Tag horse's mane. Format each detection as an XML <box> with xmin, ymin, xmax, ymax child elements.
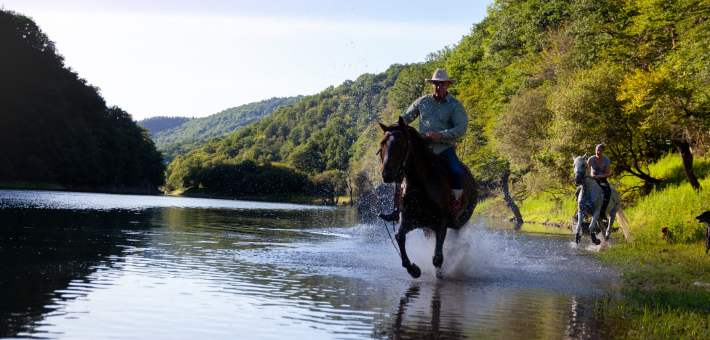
<box><xmin>573</xmin><ymin>155</ymin><xmax>589</xmax><ymax>170</ymax></box>
<box><xmin>380</xmin><ymin>119</ymin><xmax>451</xmax><ymax>177</ymax></box>
<box><xmin>573</xmin><ymin>156</ymin><xmax>586</xmax><ymax>166</ymax></box>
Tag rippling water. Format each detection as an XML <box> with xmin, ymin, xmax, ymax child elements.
<box><xmin>0</xmin><ymin>189</ymin><xmax>626</xmax><ymax>339</ymax></box>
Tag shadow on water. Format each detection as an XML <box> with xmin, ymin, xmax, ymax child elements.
<box><xmin>0</xmin><ymin>207</ymin><xmax>154</xmax><ymax>337</ymax></box>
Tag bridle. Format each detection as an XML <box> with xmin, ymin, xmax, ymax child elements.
<box><xmin>574</xmin><ymin>162</ymin><xmax>592</xmax><ymax>182</ymax></box>
<box><xmin>377</xmin><ymin>131</ymin><xmax>411</xmax><ymax>176</ymax></box>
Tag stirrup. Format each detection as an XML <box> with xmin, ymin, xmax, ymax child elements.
<box><xmin>379</xmin><ymin>210</ymin><xmax>399</xmax><ymax>222</ymax></box>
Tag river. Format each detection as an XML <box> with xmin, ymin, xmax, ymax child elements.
<box><xmin>0</xmin><ymin>189</ymin><xmax>627</xmax><ymax>339</ymax></box>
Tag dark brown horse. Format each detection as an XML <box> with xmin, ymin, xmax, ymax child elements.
<box><xmin>378</xmin><ymin>117</ymin><xmax>477</xmax><ymax>278</ymax></box>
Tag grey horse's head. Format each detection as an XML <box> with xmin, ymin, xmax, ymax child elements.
<box><xmin>572</xmin><ymin>153</ymin><xmax>588</xmax><ymax>186</ymax></box>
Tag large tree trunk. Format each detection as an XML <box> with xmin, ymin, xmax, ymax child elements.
<box><xmin>672</xmin><ymin>138</ymin><xmax>701</xmax><ymax>191</ymax></box>
<box><xmin>499</xmin><ymin>172</ymin><xmax>523</xmax><ymax>228</ymax></box>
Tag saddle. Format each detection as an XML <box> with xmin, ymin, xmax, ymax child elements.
<box><xmin>597</xmin><ymin>182</ymin><xmax>611</xmax><ymax>221</ymax></box>
<box><xmin>575</xmin><ymin>182</ymin><xmax>612</xmax><ymax>221</ymax></box>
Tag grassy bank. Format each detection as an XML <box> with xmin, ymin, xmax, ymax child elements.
<box><xmin>597</xmin><ymin>243</ymin><xmax>710</xmax><ymax>338</ymax></box>
<box><xmin>476</xmin><ymin>153</ymin><xmax>710</xmax><ymax>338</ymax></box>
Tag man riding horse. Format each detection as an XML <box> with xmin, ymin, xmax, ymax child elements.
<box><xmin>379</xmin><ymin>69</ymin><xmax>467</xmax><ymax>227</ymax></box>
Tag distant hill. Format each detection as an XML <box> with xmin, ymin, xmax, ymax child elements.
<box><xmin>138</xmin><ymin>116</ymin><xmax>193</xmax><ymax>136</ymax></box>
<box><xmin>149</xmin><ymin>96</ymin><xmax>302</xmax><ymax>148</ymax></box>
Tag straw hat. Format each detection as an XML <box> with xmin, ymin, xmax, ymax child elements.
<box><xmin>425</xmin><ymin>69</ymin><xmax>456</xmax><ymax>85</ymax></box>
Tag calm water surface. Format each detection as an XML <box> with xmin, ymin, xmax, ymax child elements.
<box><xmin>0</xmin><ymin>189</ymin><xmax>626</xmax><ymax>339</ymax></box>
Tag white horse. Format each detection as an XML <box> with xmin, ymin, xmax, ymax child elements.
<box><xmin>572</xmin><ymin>154</ymin><xmax>622</xmax><ymax>244</ymax></box>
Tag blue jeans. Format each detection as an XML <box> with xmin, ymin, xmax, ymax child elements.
<box><xmin>440</xmin><ymin>148</ymin><xmax>464</xmax><ymax>190</ymax></box>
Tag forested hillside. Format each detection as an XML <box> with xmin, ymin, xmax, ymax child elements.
<box><xmin>437</xmin><ymin>0</ymin><xmax>710</xmax><ymax>199</ymax></box>
<box><xmin>164</xmin><ymin>66</ymin><xmax>406</xmax><ymax>194</ymax></box>
<box><xmin>138</xmin><ymin>116</ymin><xmax>193</xmax><ymax>136</ymax></box>
<box><xmin>165</xmin><ymin>0</ymin><xmax>709</xmax><ymax>204</ymax></box>
<box><xmin>0</xmin><ymin>10</ymin><xmax>165</xmax><ymax>191</ymax></box>
<box><xmin>151</xmin><ymin>96</ymin><xmax>302</xmax><ymax>148</ymax></box>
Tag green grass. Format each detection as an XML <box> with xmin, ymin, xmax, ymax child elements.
<box><xmin>475</xmin><ymin>193</ymin><xmax>576</xmax><ymax>227</ymax></box>
<box><xmin>477</xmin><ymin>154</ymin><xmax>710</xmax><ymax>245</ymax></box>
<box><xmin>619</xmin><ymin>152</ymin><xmax>710</xmax><ymax>193</ymax></box>
<box><xmin>476</xmin><ymin>153</ymin><xmax>710</xmax><ymax>338</ymax></box>
<box><xmin>623</xmin><ymin>177</ymin><xmax>710</xmax><ymax>244</ymax></box>
<box><xmin>596</xmin><ymin>243</ymin><xmax>710</xmax><ymax>339</ymax></box>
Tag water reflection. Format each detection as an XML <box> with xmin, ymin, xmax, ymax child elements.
<box><xmin>0</xmin><ymin>207</ymin><xmax>153</xmax><ymax>337</ymax></box>
<box><xmin>0</xmin><ymin>189</ymin><xmax>627</xmax><ymax>339</ymax></box>
<box><xmin>383</xmin><ymin>282</ymin><xmax>629</xmax><ymax>339</ymax></box>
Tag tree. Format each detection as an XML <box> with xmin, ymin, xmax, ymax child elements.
<box><xmin>0</xmin><ymin>10</ymin><xmax>165</xmax><ymax>190</ymax></box>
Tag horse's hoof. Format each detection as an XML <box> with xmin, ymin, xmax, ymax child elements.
<box><xmin>432</xmin><ymin>253</ymin><xmax>444</xmax><ymax>268</ymax></box>
<box><xmin>591</xmin><ymin>233</ymin><xmax>601</xmax><ymax>245</ymax></box>
<box><xmin>575</xmin><ymin>234</ymin><xmax>581</xmax><ymax>244</ymax></box>
<box><xmin>436</xmin><ymin>267</ymin><xmax>443</xmax><ymax>279</ymax></box>
<box><xmin>407</xmin><ymin>264</ymin><xmax>421</xmax><ymax>279</ymax></box>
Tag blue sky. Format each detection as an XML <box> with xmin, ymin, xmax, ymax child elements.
<box><xmin>3</xmin><ymin>1</ymin><xmax>491</xmax><ymax>120</ymax></box>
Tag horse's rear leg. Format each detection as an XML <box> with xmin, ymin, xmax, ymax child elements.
<box><xmin>604</xmin><ymin>205</ymin><xmax>619</xmax><ymax>240</ymax></box>
<box><xmin>396</xmin><ymin>224</ymin><xmax>421</xmax><ymax>278</ymax></box>
<box><xmin>433</xmin><ymin>219</ymin><xmax>447</xmax><ymax>279</ymax></box>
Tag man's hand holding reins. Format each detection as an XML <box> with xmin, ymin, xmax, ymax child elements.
<box><xmin>425</xmin><ymin>131</ymin><xmax>443</xmax><ymax>140</ymax></box>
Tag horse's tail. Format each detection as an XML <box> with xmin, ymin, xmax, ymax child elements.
<box><xmin>615</xmin><ymin>208</ymin><xmax>631</xmax><ymax>242</ymax></box>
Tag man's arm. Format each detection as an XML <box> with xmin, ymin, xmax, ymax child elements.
<box><xmin>439</xmin><ymin>102</ymin><xmax>468</xmax><ymax>142</ymax></box>
<box><xmin>400</xmin><ymin>98</ymin><xmax>421</xmax><ymax>125</ymax></box>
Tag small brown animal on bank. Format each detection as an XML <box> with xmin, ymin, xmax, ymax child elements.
<box><xmin>695</xmin><ymin>211</ymin><xmax>710</xmax><ymax>254</ymax></box>
<box><xmin>661</xmin><ymin>226</ymin><xmax>670</xmax><ymax>240</ymax></box>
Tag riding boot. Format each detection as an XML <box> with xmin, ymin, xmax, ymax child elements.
<box><xmin>448</xmin><ymin>189</ymin><xmax>463</xmax><ymax>228</ymax></box>
<box><xmin>379</xmin><ymin>183</ymin><xmax>401</xmax><ymax>222</ymax></box>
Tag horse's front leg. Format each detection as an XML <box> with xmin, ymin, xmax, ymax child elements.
<box><xmin>574</xmin><ymin>210</ymin><xmax>584</xmax><ymax>243</ymax></box>
<box><xmin>396</xmin><ymin>221</ymin><xmax>421</xmax><ymax>279</ymax></box>
<box><xmin>433</xmin><ymin>219</ymin><xmax>447</xmax><ymax>279</ymax></box>
<box><xmin>587</xmin><ymin>210</ymin><xmax>600</xmax><ymax>244</ymax></box>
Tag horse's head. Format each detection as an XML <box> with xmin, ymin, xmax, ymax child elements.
<box><xmin>377</xmin><ymin>116</ymin><xmax>411</xmax><ymax>183</ymax></box>
<box><xmin>572</xmin><ymin>153</ymin><xmax>589</xmax><ymax>186</ymax></box>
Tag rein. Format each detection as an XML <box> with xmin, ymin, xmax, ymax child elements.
<box><xmin>381</xmin><ymin>219</ymin><xmax>401</xmax><ymax>257</ymax></box>
<box><xmin>576</xmin><ymin>170</ymin><xmax>592</xmax><ymax>179</ymax></box>
<box><xmin>394</xmin><ymin>139</ymin><xmax>411</xmax><ymax>175</ymax></box>
<box><xmin>575</xmin><ymin>161</ymin><xmax>593</xmax><ymax>181</ymax></box>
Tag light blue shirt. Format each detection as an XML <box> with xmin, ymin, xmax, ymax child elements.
<box><xmin>401</xmin><ymin>93</ymin><xmax>468</xmax><ymax>154</ymax></box>
<box><xmin>587</xmin><ymin>156</ymin><xmax>610</xmax><ymax>177</ymax></box>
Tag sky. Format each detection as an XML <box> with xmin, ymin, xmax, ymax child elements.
<box><xmin>3</xmin><ymin>1</ymin><xmax>492</xmax><ymax>120</ymax></box>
